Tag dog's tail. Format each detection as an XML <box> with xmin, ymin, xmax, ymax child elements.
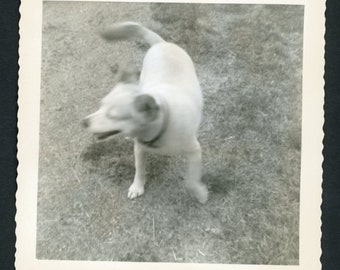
<box><xmin>100</xmin><ymin>22</ymin><xmax>165</xmax><ymax>46</ymax></box>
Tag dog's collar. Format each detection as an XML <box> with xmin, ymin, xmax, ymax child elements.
<box><xmin>138</xmin><ymin>103</ymin><xmax>169</xmax><ymax>148</ymax></box>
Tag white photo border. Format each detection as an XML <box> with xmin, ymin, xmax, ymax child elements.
<box><xmin>16</xmin><ymin>0</ymin><xmax>324</xmax><ymax>269</ymax></box>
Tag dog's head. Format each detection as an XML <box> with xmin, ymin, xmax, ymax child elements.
<box><xmin>82</xmin><ymin>67</ymin><xmax>160</xmax><ymax>141</ymax></box>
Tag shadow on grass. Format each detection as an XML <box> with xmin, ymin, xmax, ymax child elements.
<box><xmin>204</xmin><ymin>171</ymin><xmax>236</xmax><ymax>195</ymax></box>
<box><xmin>80</xmin><ymin>138</ymin><xmax>173</xmax><ymax>185</ymax></box>
<box><xmin>80</xmin><ymin>140</ymin><xmax>119</xmax><ymax>162</ymax></box>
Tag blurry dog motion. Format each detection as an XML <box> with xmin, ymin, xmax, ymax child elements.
<box><xmin>82</xmin><ymin>22</ymin><xmax>208</xmax><ymax>203</ymax></box>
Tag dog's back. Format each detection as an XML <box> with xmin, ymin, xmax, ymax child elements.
<box><xmin>101</xmin><ymin>22</ymin><xmax>202</xmax><ymax>112</ymax></box>
<box><xmin>141</xmin><ymin>42</ymin><xmax>201</xmax><ymax>101</ymax></box>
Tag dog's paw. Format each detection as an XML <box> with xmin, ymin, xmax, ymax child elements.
<box><xmin>128</xmin><ymin>182</ymin><xmax>145</xmax><ymax>199</ymax></box>
<box><xmin>195</xmin><ymin>184</ymin><xmax>209</xmax><ymax>204</ymax></box>
<box><xmin>186</xmin><ymin>183</ymin><xmax>208</xmax><ymax>204</ymax></box>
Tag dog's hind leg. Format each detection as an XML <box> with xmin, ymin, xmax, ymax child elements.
<box><xmin>128</xmin><ymin>142</ymin><xmax>147</xmax><ymax>199</ymax></box>
<box><xmin>184</xmin><ymin>139</ymin><xmax>208</xmax><ymax>204</ymax></box>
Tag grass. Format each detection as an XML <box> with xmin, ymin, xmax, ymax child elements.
<box><xmin>37</xmin><ymin>2</ymin><xmax>303</xmax><ymax>265</ymax></box>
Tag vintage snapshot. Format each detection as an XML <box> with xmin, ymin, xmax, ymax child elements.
<box><xmin>16</xmin><ymin>0</ymin><xmax>324</xmax><ymax>269</ymax></box>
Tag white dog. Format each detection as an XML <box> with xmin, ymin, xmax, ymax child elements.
<box><xmin>82</xmin><ymin>22</ymin><xmax>208</xmax><ymax>203</ymax></box>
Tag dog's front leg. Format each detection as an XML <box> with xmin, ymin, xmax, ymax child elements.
<box><xmin>128</xmin><ymin>142</ymin><xmax>146</xmax><ymax>199</ymax></box>
<box><xmin>185</xmin><ymin>139</ymin><xmax>208</xmax><ymax>204</ymax></box>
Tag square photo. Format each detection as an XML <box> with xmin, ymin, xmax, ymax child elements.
<box><xmin>36</xmin><ymin>1</ymin><xmax>304</xmax><ymax>265</ymax></box>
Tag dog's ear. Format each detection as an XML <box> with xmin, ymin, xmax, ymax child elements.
<box><xmin>133</xmin><ymin>94</ymin><xmax>159</xmax><ymax>121</ymax></box>
<box><xmin>118</xmin><ymin>66</ymin><xmax>140</xmax><ymax>84</ymax></box>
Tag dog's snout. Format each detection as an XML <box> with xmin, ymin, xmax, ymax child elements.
<box><xmin>81</xmin><ymin>118</ymin><xmax>89</xmax><ymax>129</ymax></box>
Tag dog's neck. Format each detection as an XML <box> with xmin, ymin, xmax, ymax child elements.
<box><xmin>137</xmin><ymin>99</ymin><xmax>169</xmax><ymax>148</ymax></box>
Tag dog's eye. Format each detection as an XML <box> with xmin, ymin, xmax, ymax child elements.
<box><xmin>106</xmin><ymin>111</ymin><xmax>118</xmax><ymax>120</ymax></box>
<box><xmin>106</xmin><ymin>107</ymin><xmax>118</xmax><ymax>119</ymax></box>
<box><xmin>106</xmin><ymin>111</ymin><xmax>131</xmax><ymax>121</ymax></box>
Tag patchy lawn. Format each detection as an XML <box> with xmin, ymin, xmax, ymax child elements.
<box><xmin>37</xmin><ymin>2</ymin><xmax>303</xmax><ymax>265</ymax></box>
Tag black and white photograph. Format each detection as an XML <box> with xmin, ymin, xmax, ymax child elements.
<box><xmin>16</xmin><ymin>0</ymin><xmax>324</xmax><ymax>269</ymax></box>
